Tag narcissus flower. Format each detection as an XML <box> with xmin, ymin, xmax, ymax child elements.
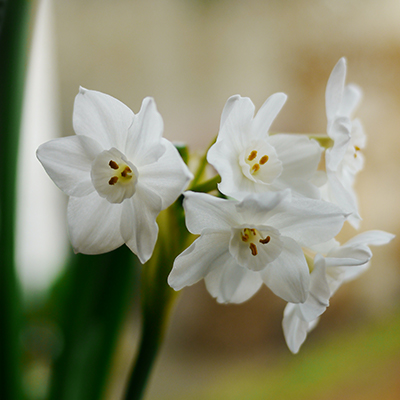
<box><xmin>322</xmin><ymin>58</ymin><xmax>366</xmax><ymax>228</ymax></box>
<box><xmin>37</xmin><ymin>88</ymin><xmax>192</xmax><ymax>263</ymax></box>
<box><xmin>207</xmin><ymin>94</ymin><xmax>322</xmax><ymax>200</ymax></box>
<box><xmin>282</xmin><ymin>230</ymin><xmax>395</xmax><ymax>353</ymax></box>
<box><xmin>168</xmin><ymin>190</ymin><xmax>346</xmax><ymax>304</ymax></box>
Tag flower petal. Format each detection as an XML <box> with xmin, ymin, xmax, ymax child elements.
<box><xmin>168</xmin><ymin>231</ymin><xmax>231</xmax><ymax>290</ymax></box>
<box><xmin>139</xmin><ymin>139</ymin><xmax>192</xmax><ymax>209</ymax></box>
<box><xmin>204</xmin><ymin>257</ymin><xmax>263</xmax><ymax>304</ymax></box>
<box><xmin>339</xmin><ymin>84</ymin><xmax>362</xmax><ymax>117</ymax></box>
<box><xmin>344</xmin><ymin>230</ymin><xmax>395</xmax><ymax>247</ymax></box>
<box><xmin>183</xmin><ymin>191</ymin><xmax>238</xmax><ymax>234</ymax></box>
<box><xmin>121</xmin><ymin>183</ymin><xmax>162</xmax><ymax>264</ymax></box>
<box><xmin>219</xmin><ymin>95</ymin><xmax>241</xmax><ymax>131</ymax></box>
<box><xmin>37</xmin><ymin>135</ymin><xmax>102</xmax><ymax>197</ymax></box>
<box><xmin>250</xmin><ymin>92</ymin><xmax>287</xmax><ymax>139</ymax></box>
<box><xmin>216</xmin><ymin>95</ymin><xmax>255</xmax><ymax>150</ymax></box>
<box><xmin>326</xmin><ymin>58</ymin><xmax>346</xmax><ymax>122</ymax></box>
<box><xmin>283</xmin><ymin>303</ymin><xmax>319</xmax><ymax>354</ymax></box>
<box><xmin>73</xmin><ymin>87</ymin><xmax>134</xmax><ymax>150</ymax></box>
<box><xmin>268</xmin><ymin>134</ymin><xmax>322</xmax><ymax>181</ymax></box>
<box><xmin>125</xmin><ymin>97</ymin><xmax>166</xmax><ymax>167</ymax></box>
<box><xmin>267</xmin><ymin>197</ymin><xmax>347</xmax><ymax>247</ymax></box>
<box><xmin>260</xmin><ymin>236</ymin><xmax>310</xmax><ymax>303</ymax></box>
<box><xmin>67</xmin><ymin>191</ymin><xmax>124</xmax><ymax>254</ymax></box>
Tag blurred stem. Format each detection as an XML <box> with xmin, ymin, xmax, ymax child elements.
<box><xmin>0</xmin><ymin>1</ymin><xmax>31</xmax><ymax>399</ymax></box>
<box><xmin>124</xmin><ymin>200</ymin><xmax>189</xmax><ymax>400</ymax></box>
<box><xmin>48</xmin><ymin>246</ymin><xmax>139</xmax><ymax>400</ymax></box>
<box><xmin>189</xmin><ymin>135</ymin><xmax>216</xmax><ymax>189</ymax></box>
<box><xmin>190</xmin><ymin>174</ymin><xmax>220</xmax><ymax>193</ymax></box>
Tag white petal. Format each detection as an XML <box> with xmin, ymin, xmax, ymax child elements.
<box><xmin>235</xmin><ymin>190</ymin><xmax>291</xmax><ymax>225</ymax></box>
<box><xmin>250</xmin><ymin>93</ymin><xmax>287</xmax><ymax>139</ymax></box>
<box><xmin>204</xmin><ymin>258</ymin><xmax>263</xmax><ymax>304</ymax></box>
<box><xmin>326</xmin><ymin>116</ymin><xmax>352</xmax><ymax>170</ymax></box>
<box><xmin>267</xmin><ymin>197</ymin><xmax>346</xmax><ymax>247</ymax></box>
<box><xmin>139</xmin><ymin>139</ymin><xmax>192</xmax><ymax>209</ymax></box>
<box><xmin>325</xmin><ymin>170</ymin><xmax>360</xmax><ymax>219</ymax></box>
<box><xmin>37</xmin><ymin>135</ymin><xmax>102</xmax><ymax>197</ymax></box>
<box><xmin>283</xmin><ymin>303</ymin><xmax>319</xmax><ymax>354</ymax></box>
<box><xmin>125</xmin><ymin>97</ymin><xmax>166</xmax><ymax>166</ymax></box>
<box><xmin>183</xmin><ymin>191</ymin><xmax>238</xmax><ymax>234</ymax></box>
<box><xmin>339</xmin><ymin>84</ymin><xmax>362</xmax><ymax>117</ymax></box>
<box><xmin>168</xmin><ymin>231</ymin><xmax>231</xmax><ymax>290</ymax></box>
<box><xmin>219</xmin><ymin>95</ymin><xmax>241</xmax><ymax>131</ymax></box>
<box><xmin>294</xmin><ymin>254</ymin><xmax>330</xmax><ymax>322</ymax></box>
<box><xmin>122</xmin><ymin>183</ymin><xmax>162</xmax><ymax>264</ymax></box>
<box><xmin>326</xmin><ymin>58</ymin><xmax>346</xmax><ymax>122</ymax></box>
<box><xmin>73</xmin><ymin>87</ymin><xmax>134</xmax><ymax>150</ymax></box>
<box><xmin>67</xmin><ymin>191</ymin><xmax>124</xmax><ymax>254</ymax></box>
<box><xmin>345</xmin><ymin>230</ymin><xmax>395</xmax><ymax>247</ymax></box>
<box><xmin>268</xmin><ymin>134</ymin><xmax>322</xmax><ymax>181</ymax></box>
<box><xmin>325</xmin><ymin>244</ymin><xmax>372</xmax><ymax>267</ymax></box>
<box><xmin>260</xmin><ymin>236</ymin><xmax>310</xmax><ymax>303</ymax></box>
<box><xmin>217</xmin><ymin>96</ymin><xmax>255</xmax><ymax>149</ymax></box>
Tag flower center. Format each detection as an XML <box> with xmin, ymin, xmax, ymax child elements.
<box><xmin>91</xmin><ymin>148</ymin><xmax>138</xmax><ymax>204</ymax></box>
<box><xmin>238</xmin><ymin>141</ymin><xmax>283</xmax><ymax>185</ymax></box>
<box><xmin>241</xmin><ymin>228</ymin><xmax>271</xmax><ymax>256</ymax></box>
<box><xmin>245</xmin><ymin>150</ymin><xmax>269</xmax><ymax>175</ymax></box>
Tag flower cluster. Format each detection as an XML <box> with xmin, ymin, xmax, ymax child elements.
<box><xmin>37</xmin><ymin>58</ymin><xmax>394</xmax><ymax>354</ymax></box>
<box><xmin>167</xmin><ymin>58</ymin><xmax>394</xmax><ymax>352</ymax></box>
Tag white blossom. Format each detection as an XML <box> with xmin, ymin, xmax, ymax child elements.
<box><xmin>37</xmin><ymin>88</ymin><xmax>192</xmax><ymax>263</ymax></box>
<box><xmin>282</xmin><ymin>230</ymin><xmax>395</xmax><ymax>353</ymax></box>
<box><xmin>207</xmin><ymin>94</ymin><xmax>322</xmax><ymax>200</ymax></box>
<box><xmin>168</xmin><ymin>190</ymin><xmax>346</xmax><ymax>304</ymax></box>
<box><xmin>322</xmin><ymin>58</ymin><xmax>366</xmax><ymax>228</ymax></box>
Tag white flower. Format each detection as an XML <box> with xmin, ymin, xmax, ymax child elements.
<box><xmin>168</xmin><ymin>190</ymin><xmax>347</xmax><ymax>304</ymax></box>
<box><xmin>37</xmin><ymin>88</ymin><xmax>192</xmax><ymax>263</ymax></box>
<box><xmin>322</xmin><ymin>58</ymin><xmax>366</xmax><ymax>228</ymax></box>
<box><xmin>207</xmin><ymin>94</ymin><xmax>322</xmax><ymax>200</ymax></box>
<box><xmin>282</xmin><ymin>230</ymin><xmax>395</xmax><ymax>353</ymax></box>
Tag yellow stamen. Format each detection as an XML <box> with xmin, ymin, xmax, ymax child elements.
<box><xmin>108</xmin><ymin>176</ymin><xmax>119</xmax><ymax>185</ymax></box>
<box><xmin>249</xmin><ymin>243</ymin><xmax>258</xmax><ymax>256</ymax></box>
<box><xmin>121</xmin><ymin>166</ymin><xmax>132</xmax><ymax>177</ymax></box>
<box><xmin>241</xmin><ymin>234</ymin><xmax>249</xmax><ymax>242</ymax></box>
<box><xmin>354</xmin><ymin>146</ymin><xmax>360</xmax><ymax>151</ymax></box>
<box><xmin>248</xmin><ymin>150</ymin><xmax>257</xmax><ymax>161</ymax></box>
<box><xmin>109</xmin><ymin>160</ymin><xmax>119</xmax><ymax>170</ymax></box>
<box><xmin>251</xmin><ymin>164</ymin><xmax>260</xmax><ymax>173</ymax></box>
<box><xmin>259</xmin><ymin>236</ymin><xmax>270</xmax><ymax>244</ymax></box>
<box><xmin>259</xmin><ymin>155</ymin><xmax>269</xmax><ymax>165</ymax></box>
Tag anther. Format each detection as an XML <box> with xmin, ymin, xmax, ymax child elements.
<box><xmin>241</xmin><ymin>234</ymin><xmax>249</xmax><ymax>242</ymax></box>
<box><xmin>354</xmin><ymin>146</ymin><xmax>360</xmax><ymax>151</ymax></box>
<box><xmin>251</xmin><ymin>164</ymin><xmax>260</xmax><ymax>173</ymax></box>
<box><xmin>250</xmin><ymin>229</ymin><xmax>257</xmax><ymax>235</ymax></box>
<box><xmin>121</xmin><ymin>166</ymin><xmax>132</xmax><ymax>177</ymax></box>
<box><xmin>249</xmin><ymin>243</ymin><xmax>258</xmax><ymax>256</ymax></box>
<box><xmin>248</xmin><ymin>150</ymin><xmax>257</xmax><ymax>161</ymax></box>
<box><xmin>109</xmin><ymin>176</ymin><xmax>119</xmax><ymax>185</ymax></box>
<box><xmin>259</xmin><ymin>236</ymin><xmax>270</xmax><ymax>244</ymax></box>
<box><xmin>109</xmin><ymin>160</ymin><xmax>119</xmax><ymax>170</ymax></box>
<box><xmin>260</xmin><ymin>155</ymin><xmax>269</xmax><ymax>165</ymax></box>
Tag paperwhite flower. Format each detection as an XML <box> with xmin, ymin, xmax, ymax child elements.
<box><xmin>37</xmin><ymin>88</ymin><xmax>192</xmax><ymax>263</ymax></box>
<box><xmin>282</xmin><ymin>230</ymin><xmax>395</xmax><ymax>353</ymax></box>
<box><xmin>207</xmin><ymin>94</ymin><xmax>322</xmax><ymax>200</ymax></box>
<box><xmin>322</xmin><ymin>58</ymin><xmax>366</xmax><ymax>227</ymax></box>
<box><xmin>168</xmin><ymin>190</ymin><xmax>346</xmax><ymax>304</ymax></box>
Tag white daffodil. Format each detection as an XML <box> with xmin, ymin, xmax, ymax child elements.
<box><xmin>207</xmin><ymin>94</ymin><xmax>322</xmax><ymax>200</ymax></box>
<box><xmin>282</xmin><ymin>230</ymin><xmax>395</xmax><ymax>353</ymax></box>
<box><xmin>322</xmin><ymin>58</ymin><xmax>366</xmax><ymax>228</ymax></box>
<box><xmin>168</xmin><ymin>190</ymin><xmax>347</xmax><ymax>304</ymax></box>
<box><xmin>37</xmin><ymin>88</ymin><xmax>192</xmax><ymax>263</ymax></box>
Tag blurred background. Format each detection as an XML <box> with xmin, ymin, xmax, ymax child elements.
<box><xmin>19</xmin><ymin>0</ymin><xmax>400</xmax><ymax>399</ymax></box>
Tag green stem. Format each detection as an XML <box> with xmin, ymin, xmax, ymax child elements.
<box><xmin>124</xmin><ymin>201</ymin><xmax>189</xmax><ymax>400</ymax></box>
<box><xmin>48</xmin><ymin>247</ymin><xmax>139</xmax><ymax>400</ymax></box>
<box><xmin>189</xmin><ymin>136</ymin><xmax>216</xmax><ymax>188</ymax></box>
<box><xmin>0</xmin><ymin>1</ymin><xmax>31</xmax><ymax>399</ymax></box>
<box><xmin>190</xmin><ymin>174</ymin><xmax>220</xmax><ymax>193</ymax></box>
